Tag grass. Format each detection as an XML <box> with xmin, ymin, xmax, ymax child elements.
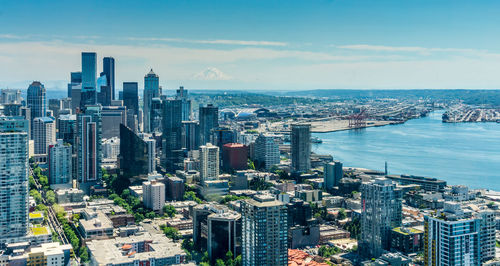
<box><xmin>31</xmin><ymin>226</ymin><xmax>50</xmax><ymax>236</ymax></box>
<box><xmin>29</xmin><ymin>212</ymin><xmax>43</xmax><ymax>219</ymax></box>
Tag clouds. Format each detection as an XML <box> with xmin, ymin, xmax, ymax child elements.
<box><xmin>125</xmin><ymin>37</ymin><xmax>288</xmax><ymax>47</ymax></box>
<box><xmin>0</xmin><ymin>36</ymin><xmax>500</xmax><ymax>91</ymax></box>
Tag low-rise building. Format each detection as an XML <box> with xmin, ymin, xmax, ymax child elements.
<box><xmin>78</xmin><ymin>209</ymin><xmax>114</xmax><ymax>240</ymax></box>
<box><xmin>390</xmin><ymin>227</ymin><xmax>424</xmax><ymax>254</ymax></box>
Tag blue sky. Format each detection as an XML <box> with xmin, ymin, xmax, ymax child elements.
<box><xmin>1</xmin><ymin>0</ymin><xmax>500</xmax><ymax>91</ymax></box>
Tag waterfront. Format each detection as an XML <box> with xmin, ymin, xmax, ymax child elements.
<box><xmin>313</xmin><ymin>111</ymin><xmax>500</xmax><ymax>191</ymax></box>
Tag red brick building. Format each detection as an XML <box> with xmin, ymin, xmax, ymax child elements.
<box><xmin>222</xmin><ymin>143</ymin><xmax>248</xmax><ymax>171</ymax></box>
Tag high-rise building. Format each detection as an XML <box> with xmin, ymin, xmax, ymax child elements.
<box><xmin>478</xmin><ymin>210</ymin><xmax>496</xmax><ymax>262</ymax></box>
<box><xmin>199</xmin><ymin>104</ymin><xmax>218</xmax><ymax>145</ymax></box>
<box><xmin>291</xmin><ymin>124</ymin><xmax>311</xmax><ymax>173</ymax></box>
<box><xmin>1</xmin><ymin>89</ymin><xmax>22</xmax><ymax>104</ymax></box>
<box><xmin>254</xmin><ymin>134</ymin><xmax>280</xmax><ymax>170</ymax></box>
<box><xmin>176</xmin><ymin>86</ymin><xmax>191</xmax><ymax>121</ymax></box>
<box><xmin>241</xmin><ymin>194</ymin><xmax>288</xmax><ymax>266</ymax></box>
<box><xmin>142</xmin><ymin>180</ymin><xmax>165</xmax><ymax>213</ymax></box>
<box><xmin>97</xmin><ymin>73</ymin><xmax>112</xmax><ymax>107</ymax></box>
<box><xmin>81</xmin><ymin>52</ymin><xmax>97</xmax><ymax>90</ymax></box>
<box><xmin>199</xmin><ymin>143</ymin><xmax>219</xmax><ymax>181</ymax></box>
<box><xmin>193</xmin><ymin>204</ymin><xmax>242</xmax><ymax>262</ymax></box>
<box><xmin>287</xmin><ymin>198</ymin><xmax>319</xmax><ymax>249</ymax></box>
<box><xmin>77</xmin><ymin>105</ymin><xmax>102</xmax><ymax>192</ymax></box>
<box><xmin>57</xmin><ymin>114</ymin><xmax>77</xmax><ymax>148</ymax></box>
<box><xmin>119</xmin><ymin>124</ymin><xmax>156</xmax><ymax>180</ymax></box>
<box><xmin>324</xmin><ymin>161</ymin><xmax>343</xmax><ymax>191</ymax></box>
<box><xmin>182</xmin><ymin>121</ymin><xmax>199</xmax><ymax>152</ymax></box>
<box><xmin>48</xmin><ymin>98</ymin><xmax>62</xmax><ymax>119</ymax></box>
<box><xmin>424</xmin><ymin>202</ymin><xmax>481</xmax><ymax>266</ymax></box>
<box><xmin>123</xmin><ymin>82</ymin><xmax>139</xmax><ymax>117</ymax></box>
<box><xmin>101</xmin><ymin>106</ymin><xmax>127</xmax><ymax>139</ymax></box>
<box><xmin>0</xmin><ymin>117</ymin><xmax>29</xmax><ymax>243</ymax></box>
<box><xmin>360</xmin><ymin>178</ymin><xmax>403</xmax><ymax>258</ymax></box>
<box><xmin>212</xmin><ymin>127</ymin><xmax>235</xmax><ymax>154</ymax></box>
<box><xmin>150</xmin><ymin>98</ymin><xmax>163</xmax><ymax>133</ymax></box>
<box><xmin>33</xmin><ymin>117</ymin><xmax>56</xmax><ymax>155</ymax></box>
<box><xmin>222</xmin><ymin>143</ymin><xmax>248</xmax><ymax>172</ymax></box>
<box><xmin>143</xmin><ymin>69</ymin><xmax>160</xmax><ymax>133</ymax></box>
<box><xmin>165</xmin><ymin>175</ymin><xmax>184</xmax><ymax>201</ymax></box>
<box><xmin>70</xmin><ymin>84</ymin><xmax>82</xmax><ymax>113</ymax></box>
<box><xmin>27</xmin><ymin>81</ymin><xmax>47</xmax><ymax>139</ymax></box>
<box><xmin>20</xmin><ymin>107</ymin><xmax>31</xmax><ymax>140</ymax></box>
<box><xmin>71</xmin><ymin>71</ymin><xmax>82</xmax><ymax>84</ymax></box>
<box><xmin>48</xmin><ymin>139</ymin><xmax>72</xmax><ymax>185</ymax></box>
<box><xmin>102</xmin><ymin>57</ymin><xmax>115</xmax><ymax>100</ymax></box>
<box><xmin>162</xmin><ymin>99</ymin><xmax>183</xmax><ymax>171</ymax></box>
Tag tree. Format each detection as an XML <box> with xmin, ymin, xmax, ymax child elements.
<box><xmin>247</xmin><ymin>159</ymin><xmax>255</xmax><ymax>170</ymax></box>
<box><xmin>46</xmin><ymin>190</ymin><xmax>56</xmax><ymax>205</ymax></box>
<box><xmin>29</xmin><ymin>175</ymin><xmax>37</xmax><ymax>190</ymax></box>
<box><xmin>183</xmin><ymin>191</ymin><xmax>202</xmax><ymax>204</ymax></box>
<box><xmin>79</xmin><ymin>247</ymin><xmax>89</xmax><ymax>262</ymax></box>
<box><xmin>30</xmin><ymin>189</ymin><xmax>42</xmax><ymax>204</ymax></box>
<box><xmin>215</xmin><ymin>259</ymin><xmax>226</xmax><ymax>266</ymax></box>
<box><xmin>163</xmin><ymin>226</ymin><xmax>180</xmax><ymax>240</ymax></box>
<box><xmin>234</xmin><ymin>255</ymin><xmax>242</xmax><ymax>266</ymax></box>
<box><xmin>338</xmin><ymin>208</ymin><xmax>347</xmax><ymax>220</ymax></box>
<box><xmin>225</xmin><ymin>251</ymin><xmax>234</xmax><ymax>266</ymax></box>
<box><xmin>134</xmin><ymin>213</ymin><xmax>144</xmax><ymax>223</ymax></box>
<box><xmin>201</xmin><ymin>251</ymin><xmax>209</xmax><ymax>263</ymax></box>
<box><xmin>145</xmin><ymin>211</ymin><xmax>157</xmax><ymax>219</ymax></box>
<box><xmin>163</xmin><ymin>205</ymin><xmax>177</xmax><ymax>218</ymax></box>
<box><xmin>182</xmin><ymin>238</ymin><xmax>194</xmax><ymax>252</ymax></box>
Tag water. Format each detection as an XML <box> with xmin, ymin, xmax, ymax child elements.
<box><xmin>312</xmin><ymin>111</ymin><xmax>500</xmax><ymax>191</ymax></box>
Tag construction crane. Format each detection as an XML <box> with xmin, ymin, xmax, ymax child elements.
<box><xmin>348</xmin><ymin>109</ymin><xmax>367</xmax><ymax>128</ymax></box>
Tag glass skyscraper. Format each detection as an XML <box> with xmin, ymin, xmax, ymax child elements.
<box><xmin>143</xmin><ymin>69</ymin><xmax>160</xmax><ymax>133</ymax></box>
<box><xmin>81</xmin><ymin>52</ymin><xmax>97</xmax><ymax>90</ymax></box>
<box><xmin>27</xmin><ymin>81</ymin><xmax>47</xmax><ymax>140</ymax></box>
<box><xmin>123</xmin><ymin>82</ymin><xmax>139</xmax><ymax>116</ymax></box>
<box><xmin>102</xmin><ymin>57</ymin><xmax>115</xmax><ymax>100</ymax></box>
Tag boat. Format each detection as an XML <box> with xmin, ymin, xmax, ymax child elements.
<box><xmin>311</xmin><ymin>136</ymin><xmax>322</xmax><ymax>143</ymax></box>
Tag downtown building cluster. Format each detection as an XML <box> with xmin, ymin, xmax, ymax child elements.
<box><xmin>0</xmin><ymin>51</ymin><xmax>499</xmax><ymax>266</ymax></box>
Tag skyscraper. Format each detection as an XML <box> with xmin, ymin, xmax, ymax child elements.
<box><xmin>241</xmin><ymin>194</ymin><xmax>288</xmax><ymax>266</ymax></box>
<box><xmin>48</xmin><ymin>139</ymin><xmax>72</xmax><ymax>185</ymax></box>
<box><xmin>324</xmin><ymin>161</ymin><xmax>343</xmax><ymax>191</ymax></box>
<box><xmin>119</xmin><ymin>124</ymin><xmax>156</xmax><ymax>180</ymax></box>
<box><xmin>77</xmin><ymin>105</ymin><xmax>102</xmax><ymax>192</ymax></box>
<box><xmin>33</xmin><ymin>117</ymin><xmax>56</xmax><ymax>154</ymax></box>
<box><xmin>143</xmin><ymin>69</ymin><xmax>160</xmax><ymax>133</ymax></box>
<box><xmin>199</xmin><ymin>143</ymin><xmax>220</xmax><ymax>181</ymax></box>
<box><xmin>182</xmin><ymin>120</ymin><xmax>199</xmax><ymax>152</ymax></box>
<box><xmin>57</xmin><ymin>114</ymin><xmax>77</xmax><ymax>147</ymax></box>
<box><xmin>254</xmin><ymin>134</ymin><xmax>280</xmax><ymax>170</ymax></box>
<box><xmin>424</xmin><ymin>202</ymin><xmax>481</xmax><ymax>266</ymax></box>
<box><xmin>27</xmin><ymin>81</ymin><xmax>47</xmax><ymax>139</ymax></box>
<box><xmin>102</xmin><ymin>57</ymin><xmax>115</xmax><ymax>100</ymax></box>
<box><xmin>199</xmin><ymin>104</ymin><xmax>218</xmax><ymax>145</ymax></box>
<box><xmin>176</xmin><ymin>86</ymin><xmax>191</xmax><ymax>121</ymax></box>
<box><xmin>0</xmin><ymin>117</ymin><xmax>29</xmax><ymax>243</ymax></box>
<box><xmin>142</xmin><ymin>180</ymin><xmax>165</xmax><ymax>213</ymax></box>
<box><xmin>162</xmin><ymin>99</ymin><xmax>183</xmax><ymax>171</ymax></box>
<box><xmin>81</xmin><ymin>52</ymin><xmax>97</xmax><ymax>90</ymax></box>
<box><xmin>123</xmin><ymin>82</ymin><xmax>139</xmax><ymax>117</ymax></box>
<box><xmin>291</xmin><ymin>124</ymin><xmax>311</xmax><ymax>173</ymax></box>
<box><xmin>150</xmin><ymin>98</ymin><xmax>163</xmax><ymax>133</ymax></box>
<box><xmin>360</xmin><ymin>178</ymin><xmax>403</xmax><ymax>258</ymax></box>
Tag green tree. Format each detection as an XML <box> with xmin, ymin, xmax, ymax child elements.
<box><xmin>79</xmin><ymin>247</ymin><xmax>89</xmax><ymax>262</ymax></box>
<box><xmin>182</xmin><ymin>238</ymin><xmax>194</xmax><ymax>251</ymax></box>
<box><xmin>29</xmin><ymin>175</ymin><xmax>37</xmax><ymax>190</ymax></box>
<box><xmin>225</xmin><ymin>250</ymin><xmax>234</xmax><ymax>266</ymax></box>
<box><xmin>163</xmin><ymin>226</ymin><xmax>180</xmax><ymax>240</ymax></box>
<box><xmin>338</xmin><ymin>208</ymin><xmax>347</xmax><ymax>220</ymax></box>
<box><xmin>134</xmin><ymin>213</ymin><xmax>144</xmax><ymax>223</ymax></box>
<box><xmin>145</xmin><ymin>211</ymin><xmax>157</xmax><ymax>219</ymax></box>
<box><xmin>201</xmin><ymin>251</ymin><xmax>209</xmax><ymax>263</ymax></box>
<box><xmin>247</xmin><ymin>159</ymin><xmax>255</xmax><ymax>170</ymax></box>
<box><xmin>234</xmin><ymin>255</ymin><xmax>242</xmax><ymax>266</ymax></box>
<box><xmin>163</xmin><ymin>205</ymin><xmax>177</xmax><ymax>218</ymax></box>
<box><xmin>30</xmin><ymin>189</ymin><xmax>42</xmax><ymax>204</ymax></box>
<box><xmin>183</xmin><ymin>191</ymin><xmax>202</xmax><ymax>204</ymax></box>
<box><xmin>215</xmin><ymin>259</ymin><xmax>226</xmax><ymax>266</ymax></box>
<box><xmin>46</xmin><ymin>190</ymin><xmax>56</xmax><ymax>205</ymax></box>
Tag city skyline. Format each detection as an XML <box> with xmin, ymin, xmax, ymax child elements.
<box><xmin>1</xmin><ymin>1</ymin><xmax>500</xmax><ymax>91</ymax></box>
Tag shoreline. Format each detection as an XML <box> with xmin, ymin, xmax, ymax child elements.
<box><xmin>310</xmin><ymin>119</ymin><xmax>403</xmax><ymax>133</ymax></box>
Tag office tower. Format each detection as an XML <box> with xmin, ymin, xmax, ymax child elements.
<box><xmin>222</xmin><ymin>143</ymin><xmax>248</xmax><ymax>172</ymax></box>
<box><xmin>20</xmin><ymin>107</ymin><xmax>31</xmax><ymax>140</ymax></box>
<box><xmin>150</xmin><ymin>98</ymin><xmax>163</xmax><ymax>133</ymax></box>
<box><xmin>424</xmin><ymin>202</ymin><xmax>480</xmax><ymax>266</ymax></box>
<box><xmin>77</xmin><ymin>105</ymin><xmax>102</xmax><ymax>192</ymax></box>
<box><xmin>143</xmin><ymin>69</ymin><xmax>160</xmax><ymax>133</ymax></box>
<box><xmin>57</xmin><ymin>114</ymin><xmax>76</xmax><ymax>147</ymax></box>
<box><xmin>123</xmin><ymin>82</ymin><xmax>139</xmax><ymax>117</ymax></box>
<box><xmin>48</xmin><ymin>98</ymin><xmax>62</xmax><ymax>119</ymax></box>
<box><xmin>119</xmin><ymin>124</ymin><xmax>156</xmax><ymax>180</ymax></box>
<box><xmin>193</xmin><ymin>204</ymin><xmax>242</xmax><ymax>262</ymax></box>
<box><xmin>48</xmin><ymin>139</ymin><xmax>72</xmax><ymax>185</ymax></box>
<box><xmin>213</xmin><ymin>127</ymin><xmax>235</xmax><ymax>153</ymax></box>
<box><xmin>27</xmin><ymin>81</ymin><xmax>47</xmax><ymax>139</ymax></box>
<box><xmin>199</xmin><ymin>104</ymin><xmax>218</xmax><ymax>145</ymax></box>
<box><xmin>166</xmin><ymin>176</ymin><xmax>184</xmax><ymax>201</ymax></box>
<box><xmin>324</xmin><ymin>161</ymin><xmax>343</xmax><ymax>191</ymax></box>
<box><xmin>1</xmin><ymin>89</ymin><xmax>21</xmax><ymax>104</ymax></box>
<box><xmin>2</xmin><ymin>103</ymin><xmax>22</xmax><ymax>116</ymax></box>
<box><xmin>477</xmin><ymin>210</ymin><xmax>496</xmax><ymax>262</ymax></box>
<box><xmin>142</xmin><ymin>180</ymin><xmax>165</xmax><ymax>212</ymax></box>
<box><xmin>291</xmin><ymin>124</ymin><xmax>311</xmax><ymax>173</ymax></box>
<box><xmin>360</xmin><ymin>178</ymin><xmax>403</xmax><ymax>258</ymax></box>
<box><xmin>241</xmin><ymin>194</ymin><xmax>288</xmax><ymax>266</ymax></box>
<box><xmin>33</xmin><ymin>117</ymin><xmax>56</xmax><ymax>154</ymax></box>
<box><xmin>199</xmin><ymin>143</ymin><xmax>219</xmax><ymax>181</ymax></box>
<box><xmin>81</xmin><ymin>52</ymin><xmax>97</xmax><ymax>90</ymax></box>
<box><xmin>0</xmin><ymin>117</ymin><xmax>29</xmax><ymax>243</ymax></box>
<box><xmin>102</xmin><ymin>137</ymin><xmax>120</xmax><ymax>159</ymax></box>
<box><xmin>80</xmin><ymin>87</ymin><xmax>97</xmax><ymax>108</ymax></box>
<box><xmin>287</xmin><ymin>199</ymin><xmax>319</xmax><ymax>249</ymax></box>
<box><xmin>97</xmin><ymin>73</ymin><xmax>111</xmax><ymax>106</ymax></box>
<box><xmin>102</xmin><ymin>57</ymin><xmax>115</xmax><ymax>100</ymax></box>
<box><xmin>254</xmin><ymin>134</ymin><xmax>280</xmax><ymax>170</ymax></box>
<box><xmin>182</xmin><ymin>121</ymin><xmax>199</xmax><ymax>152</ymax></box>
<box><xmin>162</xmin><ymin>99</ymin><xmax>183</xmax><ymax>171</ymax></box>
<box><xmin>101</xmin><ymin>106</ymin><xmax>127</xmax><ymax>139</ymax></box>
<box><xmin>176</xmin><ymin>86</ymin><xmax>191</xmax><ymax>121</ymax></box>
<box><xmin>70</xmin><ymin>84</ymin><xmax>82</xmax><ymax>113</ymax></box>
<box><xmin>71</xmin><ymin>71</ymin><xmax>82</xmax><ymax>84</ymax></box>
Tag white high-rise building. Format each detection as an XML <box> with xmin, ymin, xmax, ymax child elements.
<box><xmin>33</xmin><ymin>117</ymin><xmax>56</xmax><ymax>154</ymax></box>
<box><xmin>0</xmin><ymin>117</ymin><xmax>29</xmax><ymax>243</ymax></box>
<box><xmin>199</xmin><ymin>143</ymin><xmax>219</xmax><ymax>181</ymax></box>
<box><xmin>254</xmin><ymin>134</ymin><xmax>280</xmax><ymax>170</ymax></box>
<box><xmin>142</xmin><ymin>180</ymin><xmax>165</xmax><ymax>212</ymax></box>
<box><xmin>48</xmin><ymin>139</ymin><xmax>72</xmax><ymax>185</ymax></box>
<box><xmin>102</xmin><ymin>137</ymin><xmax>120</xmax><ymax>159</ymax></box>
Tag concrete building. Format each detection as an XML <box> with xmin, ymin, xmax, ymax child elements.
<box><xmin>166</xmin><ymin>175</ymin><xmax>184</xmax><ymax>201</ymax></box>
<box><xmin>360</xmin><ymin>178</ymin><xmax>403</xmax><ymax>258</ymax></box>
<box><xmin>241</xmin><ymin>194</ymin><xmax>288</xmax><ymax>266</ymax></box>
<box><xmin>291</xmin><ymin>124</ymin><xmax>311</xmax><ymax>173</ymax></box>
<box><xmin>1</xmin><ymin>88</ymin><xmax>22</xmax><ymax>104</ymax></box>
<box><xmin>102</xmin><ymin>137</ymin><xmax>120</xmax><ymax>159</ymax></box>
<box><xmin>87</xmin><ymin>232</ymin><xmax>187</xmax><ymax>265</ymax></box>
<box><xmin>101</xmin><ymin>105</ymin><xmax>127</xmax><ymax>139</ymax></box>
<box><xmin>57</xmin><ymin>114</ymin><xmax>76</xmax><ymax>147</ymax></box>
<box><xmin>27</xmin><ymin>242</ymin><xmax>73</xmax><ymax>266</ymax></box>
<box><xmin>477</xmin><ymin>210</ymin><xmax>496</xmax><ymax>262</ymax></box>
<box><xmin>254</xmin><ymin>134</ymin><xmax>280</xmax><ymax>170</ymax></box>
<box><xmin>33</xmin><ymin>116</ymin><xmax>56</xmax><ymax>154</ymax></box>
<box><xmin>55</xmin><ymin>188</ymin><xmax>85</xmax><ymax>204</ymax></box>
<box><xmin>143</xmin><ymin>180</ymin><xmax>165</xmax><ymax>213</ymax></box>
<box><xmin>222</xmin><ymin>143</ymin><xmax>248</xmax><ymax>172</ymax></box>
<box><xmin>78</xmin><ymin>209</ymin><xmax>114</xmax><ymax>240</ymax></box>
<box><xmin>77</xmin><ymin>105</ymin><xmax>102</xmax><ymax>192</ymax></box>
<box><xmin>182</xmin><ymin>120</ymin><xmax>199</xmax><ymax>152</ymax></box>
<box><xmin>48</xmin><ymin>140</ymin><xmax>72</xmax><ymax>185</ymax></box>
<box><xmin>324</xmin><ymin>161</ymin><xmax>343</xmax><ymax>191</ymax></box>
<box><xmin>287</xmin><ymin>199</ymin><xmax>320</xmax><ymax>249</ymax></box>
<box><xmin>385</xmin><ymin>174</ymin><xmax>446</xmax><ymax>192</ymax></box>
<box><xmin>0</xmin><ymin>118</ymin><xmax>29</xmax><ymax>244</ymax></box>
<box><xmin>424</xmin><ymin>202</ymin><xmax>481</xmax><ymax>266</ymax></box>
<box><xmin>199</xmin><ymin>143</ymin><xmax>220</xmax><ymax>181</ymax></box>
<box><xmin>390</xmin><ymin>227</ymin><xmax>424</xmax><ymax>254</ymax></box>
<box><xmin>193</xmin><ymin>204</ymin><xmax>241</xmax><ymax>262</ymax></box>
